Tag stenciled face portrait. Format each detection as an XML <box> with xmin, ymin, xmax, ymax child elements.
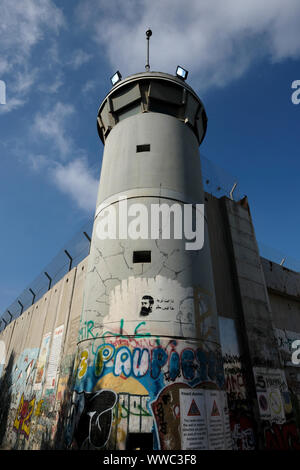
<box><xmin>140</xmin><ymin>295</ymin><xmax>154</xmax><ymax>316</ymax></box>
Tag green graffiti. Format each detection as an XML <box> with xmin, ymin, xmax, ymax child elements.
<box><xmin>100</xmin><ymin>319</ymin><xmax>160</xmax><ymax>346</ymax></box>
<box><xmin>78</xmin><ymin>320</ymin><xmax>99</xmax><ymax>342</ymax></box>
<box><xmin>134</xmin><ymin>321</ymin><xmax>150</xmax><ymax>337</ymax></box>
<box><xmin>102</xmin><ymin>319</ymin><xmax>151</xmax><ymax>339</ymax></box>
<box><xmin>118</xmin><ymin>403</ymin><xmax>152</xmax><ymax>419</ymax></box>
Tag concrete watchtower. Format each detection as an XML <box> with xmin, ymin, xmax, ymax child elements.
<box><xmin>74</xmin><ymin>47</ymin><xmax>231</xmax><ymax>450</ymax></box>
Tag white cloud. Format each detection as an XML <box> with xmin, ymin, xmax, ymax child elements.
<box><xmin>0</xmin><ymin>58</ymin><xmax>10</xmax><ymax>75</ymax></box>
<box><xmin>38</xmin><ymin>74</ymin><xmax>64</xmax><ymax>94</ymax></box>
<box><xmin>75</xmin><ymin>0</ymin><xmax>300</xmax><ymax>90</ymax></box>
<box><xmin>0</xmin><ymin>97</ymin><xmax>26</xmax><ymax>114</ymax></box>
<box><xmin>68</xmin><ymin>49</ymin><xmax>93</xmax><ymax>70</ymax></box>
<box><xmin>12</xmin><ymin>68</ymin><xmax>39</xmax><ymax>95</ymax></box>
<box><xmin>28</xmin><ymin>154</ymin><xmax>49</xmax><ymax>172</ymax></box>
<box><xmin>0</xmin><ymin>67</ymin><xmax>40</xmax><ymax>113</ymax></box>
<box><xmin>31</xmin><ymin>102</ymin><xmax>99</xmax><ymax>212</ymax></box>
<box><xmin>0</xmin><ymin>0</ymin><xmax>64</xmax><ymax>112</ymax></box>
<box><xmin>82</xmin><ymin>79</ymin><xmax>97</xmax><ymax>94</ymax></box>
<box><xmin>33</xmin><ymin>102</ymin><xmax>75</xmax><ymax>157</ymax></box>
<box><xmin>0</xmin><ymin>0</ymin><xmax>64</xmax><ymax>60</ymax></box>
<box><xmin>50</xmin><ymin>158</ymin><xmax>98</xmax><ymax>212</ymax></box>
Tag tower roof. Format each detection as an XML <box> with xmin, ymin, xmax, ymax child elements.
<box><xmin>97</xmin><ymin>71</ymin><xmax>207</xmax><ymax>145</ymax></box>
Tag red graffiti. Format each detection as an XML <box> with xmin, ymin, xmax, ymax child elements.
<box><xmin>264</xmin><ymin>422</ymin><xmax>300</xmax><ymax>450</ymax></box>
<box><xmin>13</xmin><ymin>394</ymin><xmax>36</xmax><ymax>439</ymax></box>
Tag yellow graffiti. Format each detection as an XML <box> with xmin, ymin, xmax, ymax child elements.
<box><xmin>112</xmin><ymin>404</ymin><xmax>126</xmax><ymax>450</ymax></box>
<box><xmin>22</xmin><ymin>397</ymin><xmax>35</xmax><ymax>437</ymax></box>
<box><xmin>113</xmin><ymin>403</ymin><xmax>123</xmax><ymax>426</ymax></box>
<box><xmin>95</xmin><ymin>344</ymin><xmax>114</xmax><ymax>377</ymax></box>
<box><xmin>13</xmin><ymin>394</ymin><xmax>36</xmax><ymax>438</ymax></box>
<box><xmin>94</xmin><ymin>374</ymin><xmax>148</xmax><ymax>395</ymax></box>
<box><xmin>35</xmin><ymin>399</ymin><xmax>44</xmax><ymax>417</ymax></box>
<box><xmin>78</xmin><ymin>350</ymin><xmax>88</xmax><ymax>379</ymax></box>
<box><xmin>13</xmin><ymin>394</ymin><xmax>24</xmax><ymax>431</ymax></box>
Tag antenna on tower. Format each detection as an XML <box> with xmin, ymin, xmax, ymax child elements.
<box><xmin>145</xmin><ymin>29</ymin><xmax>152</xmax><ymax>71</ymax></box>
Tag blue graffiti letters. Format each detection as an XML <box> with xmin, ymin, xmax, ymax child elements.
<box><xmin>89</xmin><ymin>342</ymin><xmax>224</xmax><ymax>388</ymax></box>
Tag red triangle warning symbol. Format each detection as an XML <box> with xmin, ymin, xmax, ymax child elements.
<box><xmin>211</xmin><ymin>400</ymin><xmax>220</xmax><ymax>417</ymax></box>
<box><xmin>187</xmin><ymin>399</ymin><xmax>201</xmax><ymax>416</ymax></box>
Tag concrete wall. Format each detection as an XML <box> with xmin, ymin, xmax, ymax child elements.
<box><xmin>261</xmin><ymin>257</ymin><xmax>300</xmax><ymax>447</ymax></box>
<box><xmin>0</xmin><ymin>258</ymin><xmax>88</xmax><ymax>450</ymax></box>
<box><xmin>209</xmin><ymin>196</ymin><xmax>300</xmax><ymax>450</ymax></box>
<box><xmin>0</xmin><ymin>195</ymin><xmax>300</xmax><ymax>450</ymax></box>
<box><xmin>205</xmin><ymin>194</ymin><xmax>258</xmax><ymax>450</ymax></box>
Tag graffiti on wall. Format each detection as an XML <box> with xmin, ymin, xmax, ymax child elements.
<box><xmin>75</xmin><ymin>248</ymin><xmax>223</xmax><ymax>450</ymax></box>
<box><xmin>1</xmin><ymin>324</ymin><xmax>68</xmax><ymax>448</ymax></box>
<box><xmin>34</xmin><ymin>332</ymin><xmax>51</xmax><ymax>390</ymax></box>
<box><xmin>13</xmin><ymin>394</ymin><xmax>36</xmax><ymax>439</ymax></box>
<box><xmin>117</xmin><ymin>392</ymin><xmax>152</xmax><ymax>424</ymax></box>
<box><xmin>229</xmin><ymin>413</ymin><xmax>256</xmax><ymax>451</ymax></box>
<box><xmin>219</xmin><ymin>316</ymin><xmax>256</xmax><ymax>450</ymax></box>
<box><xmin>76</xmin><ymin>338</ymin><xmax>224</xmax><ymax>391</ymax></box>
<box><xmin>111</xmin><ymin>393</ymin><xmax>153</xmax><ymax>450</ymax></box>
<box><xmin>68</xmin><ymin>389</ymin><xmax>153</xmax><ymax>450</ymax></box>
<box><xmin>223</xmin><ymin>354</ymin><xmax>246</xmax><ymax>400</ymax></box>
<box><xmin>262</xmin><ymin>421</ymin><xmax>300</xmax><ymax>450</ymax></box>
<box><xmin>74</xmin><ymin>330</ymin><xmax>226</xmax><ymax>450</ymax></box>
<box><xmin>253</xmin><ymin>366</ymin><xmax>300</xmax><ymax>449</ymax></box>
<box><xmin>78</xmin><ymin>320</ymin><xmax>100</xmax><ymax>342</ymax></box>
<box><xmin>72</xmin><ymin>389</ymin><xmax>117</xmax><ymax>449</ymax></box>
<box><xmin>275</xmin><ymin>328</ymin><xmax>300</xmax><ymax>367</ymax></box>
<box><xmin>11</xmin><ymin>348</ymin><xmax>39</xmax><ymax>401</ymax></box>
<box><xmin>254</xmin><ymin>367</ymin><xmax>288</xmax><ymax>423</ymax></box>
<box><xmin>264</xmin><ymin>422</ymin><xmax>300</xmax><ymax>450</ymax></box>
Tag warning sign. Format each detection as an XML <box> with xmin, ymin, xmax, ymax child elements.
<box><xmin>179</xmin><ymin>389</ymin><xmax>208</xmax><ymax>450</ymax></box>
<box><xmin>205</xmin><ymin>391</ymin><xmax>225</xmax><ymax>450</ymax></box>
<box><xmin>221</xmin><ymin>391</ymin><xmax>233</xmax><ymax>450</ymax></box>
<box><xmin>211</xmin><ymin>400</ymin><xmax>220</xmax><ymax>417</ymax></box>
<box><xmin>187</xmin><ymin>399</ymin><xmax>201</xmax><ymax>416</ymax></box>
<box><xmin>179</xmin><ymin>389</ymin><xmax>232</xmax><ymax>450</ymax></box>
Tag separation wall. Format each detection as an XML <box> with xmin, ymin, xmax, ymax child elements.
<box><xmin>0</xmin><ymin>258</ymin><xmax>88</xmax><ymax>450</ymax></box>
<box><xmin>1</xmin><ymin>195</ymin><xmax>300</xmax><ymax>450</ymax></box>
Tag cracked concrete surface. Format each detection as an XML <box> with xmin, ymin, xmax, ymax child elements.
<box><xmin>80</xmin><ymin>225</ymin><xmax>219</xmax><ymax>344</ymax></box>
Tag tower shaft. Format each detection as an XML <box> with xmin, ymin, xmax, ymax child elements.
<box><xmin>73</xmin><ymin>72</ymin><xmax>231</xmax><ymax>450</ymax></box>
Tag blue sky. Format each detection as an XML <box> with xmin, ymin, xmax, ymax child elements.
<box><xmin>0</xmin><ymin>0</ymin><xmax>300</xmax><ymax>315</ymax></box>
